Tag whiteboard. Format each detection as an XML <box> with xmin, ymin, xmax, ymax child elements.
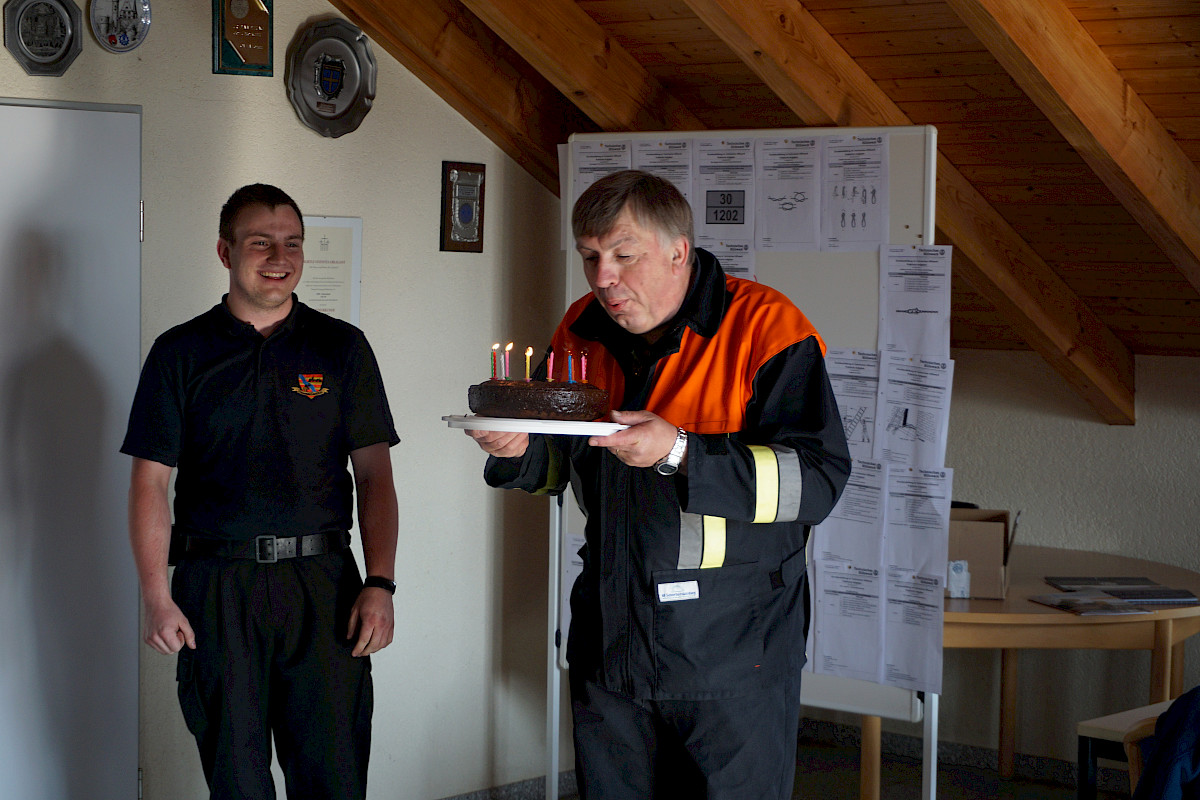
<box><xmin>556</xmin><ymin>126</ymin><xmax>937</xmax><ymax>723</ymax></box>
<box><xmin>0</xmin><ymin>99</ymin><xmax>142</xmax><ymax>798</ymax></box>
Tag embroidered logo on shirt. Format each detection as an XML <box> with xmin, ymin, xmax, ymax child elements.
<box><xmin>292</xmin><ymin>373</ymin><xmax>329</xmax><ymax>399</ymax></box>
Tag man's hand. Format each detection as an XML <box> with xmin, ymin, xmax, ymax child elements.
<box><xmin>465</xmin><ymin>428</ymin><xmax>529</xmax><ymax>459</ymax></box>
<box><xmin>143</xmin><ymin>596</ymin><xmax>196</xmax><ymax>655</ymax></box>
<box><xmin>348</xmin><ymin>586</ymin><xmax>395</xmax><ymax>657</ymax></box>
<box><xmin>588</xmin><ymin>410</ymin><xmax>683</xmax><ymax>469</ymax></box>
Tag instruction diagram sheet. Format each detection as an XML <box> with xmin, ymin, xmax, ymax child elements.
<box><xmin>882</xmin><ymin>467</ymin><xmax>952</xmax><ymax>693</ymax></box>
<box><xmin>693</xmin><ymin>137</ymin><xmax>756</xmax><ymax>245</ymax></box>
<box><xmin>755</xmin><ymin>136</ymin><xmax>820</xmax><ymax>251</ymax></box>
<box><xmin>633</xmin><ymin>138</ymin><xmax>694</xmax><ymax>204</ymax></box>
<box><xmin>826</xmin><ymin>348</ymin><xmax>880</xmax><ymax>463</ymax></box>
<box><xmin>571</xmin><ymin>139</ymin><xmax>631</xmax><ymax>203</ymax></box>
<box><xmin>706</xmin><ymin>239</ymin><xmax>756</xmax><ymax>280</ymax></box>
<box><xmin>812</xmin><ymin>459</ymin><xmax>887</xmax><ymax>682</ymax></box>
<box><xmin>880</xmin><ymin>244</ymin><xmax>952</xmax><ymax>356</ymax></box>
<box><xmin>822</xmin><ymin>133</ymin><xmax>888</xmax><ymax>251</ymax></box>
<box><xmin>874</xmin><ymin>353</ymin><xmax>953</xmax><ymax>468</ymax></box>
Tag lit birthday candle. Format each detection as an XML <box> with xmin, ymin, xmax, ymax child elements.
<box><xmin>491</xmin><ymin>343</ymin><xmax>500</xmax><ymax>379</ymax></box>
<box><xmin>567</xmin><ymin>350</ymin><xmax>574</xmax><ymax>383</ymax></box>
<box><xmin>547</xmin><ymin>349</ymin><xmax>554</xmax><ymax>382</ymax></box>
<box><xmin>525</xmin><ymin>346</ymin><xmax>533</xmax><ymax>380</ymax></box>
<box><xmin>581</xmin><ymin>350</ymin><xmax>588</xmax><ymax>383</ymax></box>
<box><xmin>504</xmin><ymin>342</ymin><xmax>513</xmax><ymax>379</ymax></box>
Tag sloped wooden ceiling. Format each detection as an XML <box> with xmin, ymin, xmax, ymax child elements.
<box><xmin>330</xmin><ymin>0</ymin><xmax>1200</xmax><ymax>425</ymax></box>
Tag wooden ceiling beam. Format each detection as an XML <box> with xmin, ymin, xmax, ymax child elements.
<box><xmin>680</xmin><ymin>0</ymin><xmax>1135</xmax><ymax>423</ymax></box>
<box><xmin>943</xmin><ymin>0</ymin><xmax>1200</xmax><ymax>296</ymax></box>
<box><xmin>328</xmin><ymin>0</ymin><xmax>594</xmax><ymax>194</ymax></box>
<box><xmin>457</xmin><ymin>0</ymin><xmax>706</xmax><ymax>132</ymax></box>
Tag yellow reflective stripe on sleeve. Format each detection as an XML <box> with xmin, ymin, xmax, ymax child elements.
<box><xmin>700</xmin><ymin>516</ymin><xmax>726</xmax><ymax>569</ymax></box>
<box><xmin>749</xmin><ymin>444</ymin><xmax>780</xmax><ymax>523</ymax></box>
<box><xmin>530</xmin><ymin>441</ymin><xmax>562</xmax><ymax>496</ymax></box>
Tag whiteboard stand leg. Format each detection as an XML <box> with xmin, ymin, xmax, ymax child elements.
<box><xmin>546</xmin><ymin>496</ymin><xmax>564</xmax><ymax>800</ymax></box>
<box><xmin>922</xmin><ymin>693</ymin><xmax>938</xmax><ymax>800</ymax></box>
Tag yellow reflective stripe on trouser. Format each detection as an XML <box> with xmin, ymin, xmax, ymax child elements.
<box><xmin>748</xmin><ymin>444</ymin><xmax>803</xmax><ymax>522</ymax></box>
<box><xmin>678</xmin><ymin>512</ymin><xmax>727</xmax><ymax>569</ymax></box>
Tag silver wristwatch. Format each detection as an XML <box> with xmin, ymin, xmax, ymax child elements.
<box><xmin>654</xmin><ymin>427</ymin><xmax>688</xmax><ymax>476</ymax></box>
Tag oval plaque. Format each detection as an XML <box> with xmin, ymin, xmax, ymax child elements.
<box><xmin>285</xmin><ymin>17</ymin><xmax>376</xmax><ymax>138</ymax></box>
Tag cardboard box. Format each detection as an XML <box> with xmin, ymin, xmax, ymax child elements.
<box><xmin>946</xmin><ymin>509</ymin><xmax>1012</xmax><ymax>599</ymax></box>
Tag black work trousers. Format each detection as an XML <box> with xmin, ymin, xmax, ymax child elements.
<box><xmin>172</xmin><ymin>549</ymin><xmax>373</xmax><ymax>800</ymax></box>
<box><xmin>569</xmin><ymin>672</ymin><xmax>803</xmax><ymax>800</ymax></box>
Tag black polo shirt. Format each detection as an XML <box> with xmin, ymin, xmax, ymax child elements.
<box><xmin>121</xmin><ymin>297</ymin><xmax>399</xmax><ymax>541</ymax></box>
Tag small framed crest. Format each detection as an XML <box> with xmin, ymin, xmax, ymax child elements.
<box><xmin>440</xmin><ymin>162</ymin><xmax>486</xmax><ymax>253</ymax></box>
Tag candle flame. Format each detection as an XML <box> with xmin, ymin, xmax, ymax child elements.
<box><xmin>492</xmin><ymin>343</ymin><xmax>500</xmax><ymax>351</ymax></box>
<box><xmin>525</xmin><ymin>346</ymin><xmax>533</xmax><ymax>357</ymax></box>
<box><xmin>505</xmin><ymin>342</ymin><xmax>514</xmax><ymax>352</ymax></box>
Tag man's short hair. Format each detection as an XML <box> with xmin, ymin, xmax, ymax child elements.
<box><xmin>218</xmin><ymin>184</ymin><xmax>304</xmax><ymax>242</ymax></box>
<box><xmin>572</xmin><ymin>170</ymin><xmax>694</xmax><ymax>257</ymax></box>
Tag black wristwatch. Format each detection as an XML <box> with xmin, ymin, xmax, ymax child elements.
<box><xmin>363</xmin><ymin>575</ymin><xmax>397</xmax><ymax>594</ymax></box>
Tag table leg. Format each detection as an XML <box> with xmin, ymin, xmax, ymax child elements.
<box><xmin>999</xmin><ymin>648</ymin><xmax>1018</xmax><ymax>779</ymax></box>
<box><xmin>1151</xmin><ymin>619</ymin><xmax>1173</xmax><ymax>704</ymax></box>
<box><xmin>860</xmin><ymin>714</ymin><xmax>881</xmax><ymax>800</ymax></box>
<box><xmin>1172</xmin><ymin>641</ymin><xmax>1186</xmax><ymax>698</ymax></box>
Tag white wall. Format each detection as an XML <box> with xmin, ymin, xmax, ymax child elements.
<box><xmin>1</xmin><ymin>3</ymin><xmax>566</xmax><ymax>799</ymax></box>
<box><xmin>6</xmin><ymin>1</ymin><xmax>1200</xmax><ymax>792</ymax></box>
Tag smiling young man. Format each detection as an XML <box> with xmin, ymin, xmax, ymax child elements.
<box><xmin>468</xmin><ymin>170</ymin><xmax>851</xmax><ymax>799</ymax></box>
<box><xmin>122</xmin><ymin>184</ymin><xmax>399</xmax><ymax>800</ymax></box>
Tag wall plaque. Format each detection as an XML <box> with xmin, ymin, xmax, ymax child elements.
<box><xmin>212</xmin><ymin>0</ymin><xmax>271</xmax><ymax>76</ymax></box>
<box><xmin>4</xmin><ymin>0</ymin><xmax>82</xmax><ymax>76</ymax></box>
<box><xmin>440</xmin><ymin>162</ymin><xmax>486</xmax><ymax>253</ymax></box>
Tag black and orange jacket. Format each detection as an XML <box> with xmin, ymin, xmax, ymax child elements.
<box><xmin>485</xmin><ymin>248</ymin><xmax>850</xmax><ymax>700</ymax></box>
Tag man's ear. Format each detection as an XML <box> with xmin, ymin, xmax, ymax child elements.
<box><xmin>671</xmin><ymin>237</ymin><xmax>691</xmax><ymax>273</ymax></box>
<box><xmin>216</xmin><ymin>239</ymin><xmax>232</xmax><ymax>269</ymax></box>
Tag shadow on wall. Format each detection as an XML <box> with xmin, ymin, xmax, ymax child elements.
<box><xmin>1</xmin><ymin>226</ymin><xmax>113</xmax><ymax>800</ymax></box>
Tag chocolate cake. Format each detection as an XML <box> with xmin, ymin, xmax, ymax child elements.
<box><xmin>468</xmin><ymin>379</ymin><xmax>609</xmax><ymax>421</ymax></box>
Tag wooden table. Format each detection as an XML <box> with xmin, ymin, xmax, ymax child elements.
<box><xmin>943</xmin><ymin>545</ymin><xmax>1200</xmax><ymax>779</ymax></box>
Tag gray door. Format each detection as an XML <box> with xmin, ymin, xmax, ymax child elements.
<box><xmin>0</xmin><ymin>99</ymin><xmax>141</xmax><ymax>799</ymax></box>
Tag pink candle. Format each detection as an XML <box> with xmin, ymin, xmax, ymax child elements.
<box><xmin>581</xmin><ymin>352</ymin><xmax>588</xmax><ymax>383</ymax></box>
<box><xmin>504</xmin><ymin>342</ymin><xmax>513</xmax><ymax>380</ymax></box>
<box><xmin>491</xmin><ymin>343</ymin><xmax>500</xmax><ymax>379</ymax></box>
<box><xmin>547</xmin><ymin>350</ymin><xmax>554</xmax><ymax>382</ymax></box>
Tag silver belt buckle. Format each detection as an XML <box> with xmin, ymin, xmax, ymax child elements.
<box><xmin>255</xmin><ymin>535</ymin><xmax>278</xmax><ymax>564</ymax></box>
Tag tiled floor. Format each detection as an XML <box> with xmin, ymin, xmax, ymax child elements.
<box><xmin>548</xmin><ymin>739</ymin><xmax>1129</xmax><ymax>800</ymax></box>
<box><xmin>790</xmin><ymin>739</ymin><xmax>1128</xmax><ymax>800</ymax></box>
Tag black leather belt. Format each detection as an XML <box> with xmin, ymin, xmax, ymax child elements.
<box><xmin>178</xmin><ymin>530</ymin><xmax>350</xmax><ymax>564</ymax></box>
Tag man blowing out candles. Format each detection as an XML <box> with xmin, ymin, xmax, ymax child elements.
<box><xmin>465</xmin><ymin>170</ymin><xmax>850</xmax><ymax>799</ymax></box>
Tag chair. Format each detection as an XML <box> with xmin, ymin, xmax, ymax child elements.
<box><xmin>1123</xmin><ymin>714</ymin><xmax>1159</xmax><ymax>794</ymax></box>
<box><xmin>1125</xmin><ymin>685</ymin><xmax>1200</xmax><ymax>800</ymax></box>
<box><xmin>1076</xmin><ymin>699</ymin><xmax>1172</xmax><ymax>799</ymax></box>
